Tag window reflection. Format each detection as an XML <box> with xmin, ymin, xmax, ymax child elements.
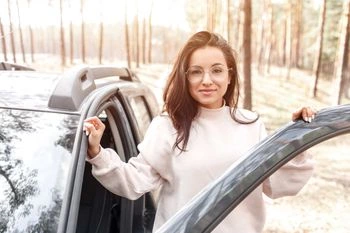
<box><xmin>0</xmin><ymin>109</ymin><xmax>78</xmax><ymax>232</ymax></box>
<box><xmin>129</xmin><ymin>96</ymin><xmax>151</xmax><ymax>139</ymax></box>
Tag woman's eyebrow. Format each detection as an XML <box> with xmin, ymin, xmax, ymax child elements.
<box><xmin>211</xmin><ymin>63</ymin><xmax>225</xmax><ymax>67</ymax></box>
<box><xmin>189</xmin><ymin>63</ymin><xmax>225</xmax><ymax>68</ymax></box>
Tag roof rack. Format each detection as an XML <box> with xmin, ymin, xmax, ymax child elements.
<box><xmin>0</xmin><ymin>62</ymin><xmax>35</xmax><ymax>71</ymax></box>
<box><xmin>48</xmin><ymin>65</ymin><xmax>139</xmax><ymax>111</ymax></box>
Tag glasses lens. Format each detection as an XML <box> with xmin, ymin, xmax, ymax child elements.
<box><xmin>187</xmin><ymin>67</ymin><xmax>204</xmax><ymax>82</ymax></box>
<box><xmin>210</xmin><ymin>65</ymin><xmax>226</xmax><ymax>77</ymax></box>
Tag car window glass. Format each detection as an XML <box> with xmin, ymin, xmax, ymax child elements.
<box><xmin>263</xmin><ymin>134</ymin><xmax>350</xmax><ymax>232</ymax></box>
<box><xmin>0</xmin><ymin>109</ymin><xmax>78</xmax><ymax>232</ymax></box>
<box><xmin>128</xmin><ymin>96</ymin><xmax>151</xmax><ymax>139</ymax></box>
<box><xmin>100</xmin><ymin>109</ymin><xmax>125</xmax><ymax>161</ymax></box>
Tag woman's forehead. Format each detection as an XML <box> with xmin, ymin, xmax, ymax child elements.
<box><xmin>189</xmin><ymin>46</ymin><xmax>227</xmax><ymax>67</ymax></box>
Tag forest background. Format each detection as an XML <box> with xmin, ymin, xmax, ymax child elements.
<box><xmin>1</xmin><ymin>0</ymin><xmax>350</xmax><ymax>232</ymax></box>
<box><xmin>1</xmin><ymin>0</ymin><xmax>350</xmax><ymax>109</ymax></box>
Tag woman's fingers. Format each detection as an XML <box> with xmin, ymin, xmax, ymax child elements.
<box><xmin>292</xmin><ymin>107</ymin><xmax>317</xmax><ymax>123</ymax></box>
<box><xmin>83</xmin><ymin>122</ymin><xmax>95</xmax><ymax>136</ymax></box>
<box><xmin>83</xmin><ymin>116</ymin><xmax>105</xmax><ymax>136</ymax></box>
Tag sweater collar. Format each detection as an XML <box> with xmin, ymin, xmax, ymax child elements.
<box><xmin>197</xmin><ymin>101</ymin><xmax>229</xmax><ymax>118</ymax></box>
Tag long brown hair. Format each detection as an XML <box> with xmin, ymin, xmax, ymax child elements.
<box><xmin>163</xmin><ymin>31</ymin><xmax>257</xmax><ymax>151</ymax></box>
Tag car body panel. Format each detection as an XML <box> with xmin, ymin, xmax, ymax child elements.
<box><xmin>0</xmin><ymin>71</ymin><xmax>60</xmax><ymax>109</ymax></box>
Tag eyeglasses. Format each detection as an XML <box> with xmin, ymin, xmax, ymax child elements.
<box><xmin>185</xmin><ymin>65</ymin><xmax>232</xmax><ymax>83</ymax></box>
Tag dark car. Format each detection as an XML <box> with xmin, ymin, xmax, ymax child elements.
<box><xmin>2</xmin><ymin>62</ymin><xmax>350</xmax><ymax>233</ymax></box>
<box><xmin>0</xmin><ymin>63</ymin><xmax>159</xmax><ymax>233</ymax></box>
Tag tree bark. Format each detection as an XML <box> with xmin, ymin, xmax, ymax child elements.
<box><xmin>7</xmin><ymin>0</ymin><xmax>16</xmax><ymax>63</ymax></box>
<box><xmin>312</xmin><ymin>0</ymin><xmax>326</xmax><ymax>97</ymax></box>
<box><xmin>27</xmin><ymin>0</ymin><xmax>34</xmax><ymax>62</ymax></box>
<box><xmin>16</xmin><ymin>0</ymin><xmax>26</xmax><ymax>63</ymax></box>
<box><xmin>59</xmin><ymin>0</ymin><xmax>66</xmax><ymax>66</ymax></box>
<box><xmin>142</xmin><ymin>17</ymin><xmax>146</xmax><ymax>64</ymax></box>
<box><xmin>286</xmin><ymin>2</ymin><xmax>292</xmax><ymax>79</ymax></box>
<box><xmin>243</xmin><ymin>0</ymin><xmax>252</xmax><ymax>110</ymax></box>
<box><xmin>69</xmin><ymin>1</ymin><xmax>74</xmax><ymax>64</ymax></box>
<box><xmin>69</xmin><ymin>20</ymin><xmax>74</xmax><ymax>64</ymax></box>
<box><xmin>124</xmin><ymin>1</ymin><xmax>131</xmax><ymax>68</ymax></box>
<box><xmin>134</xmin><ymin>1</ymin><xmax>140</xmax><ymax>68</ymax></box>
<box><xmin>0</xmin><ymin>17</ymin><xmax>8</xmax><ymax>61</ymax></box>
<box><xmin>80</xmin><ymin>0</ymin><xmax>86</xmax><ymax>63</ymax></box>
<box><xmin>332</xmin><ymin>0</ymin><xmax>350</xmax><ymax>105</ymax></box>
<box><xmin>98</xmin><ymin>1</ymin><xmax>104</xmax><ymax>64</ymax></box>
<box><xmin>294</xmin><ymin>0</ymin><xmax>302</xmax><ymax>68</ymax></box>
<box><xmin>147</xmin><ymin>0</ymin><xmax>153</xmax><ymax>63</ymax></box>
<box><xmin>227</xmin><ymin>0</ymin><xmax>232</xmax><ymax>44</ymax></box>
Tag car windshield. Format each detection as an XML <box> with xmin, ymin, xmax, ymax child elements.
<box><xmin>0</xmin><ymin>108</ymin><xmax>79</xmax><ymax>232</ymax></box>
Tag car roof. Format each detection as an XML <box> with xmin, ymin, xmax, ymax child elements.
<box><xmin>0</xmin><ymin>70</ymin><xmax>60</xmax><ymax>110</ymax></box>
<box><xmin>0</xmin><ymin>66</ymin><xmax>143</xmax><ymax>113</ymax></box>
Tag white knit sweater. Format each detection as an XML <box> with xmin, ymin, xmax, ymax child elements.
<box><xmin>87</xmin><ymin>106</ymin><xmax>313</xmax><ymax>233</ymax></box>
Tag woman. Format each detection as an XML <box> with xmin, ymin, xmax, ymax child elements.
<box><xmin>84</xmin><ymin>31</ymin><xmax>315</xmax><ymax>233</ymax></box>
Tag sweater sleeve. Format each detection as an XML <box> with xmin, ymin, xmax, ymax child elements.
<box><xmin>87</xmin><ymin>115</ymin><xmax>174</xmax><ymax>200</ymax></box>
<box><xmin>260</xmin><ymin>121</ymin><xmax>314</xmax><ymax>199</ymax></box>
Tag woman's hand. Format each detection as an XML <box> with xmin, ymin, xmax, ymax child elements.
<box><xmin>83</xmin><ymin>116</ymin><xmax>106</xmax><ymax>158</ymax></box>
<box><xmin>292</xmin><ymin>106</ymin><xmax>317</xmax><ymax>123</ymax></box>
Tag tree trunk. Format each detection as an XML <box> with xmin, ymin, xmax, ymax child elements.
<box><xmin>80</xmin><ymin>0</ymin><xmax>86</xmax><ymax>63</ymax></box>
<box><xmin>134</xmin><ymin>1</ymin><xmax>140</xmax><ymax>68</ymax></box>
<box><xmin>332</xmin><ymin>0</ymin><xmax>350</xmax><ymax>105</ymax></box>
<box><xmin>69</xmin><ymin>20</ymin><xmax>74</xmax><ymax>64</ymax></box>
<box><xmin>59</xmin><ymin>0</ymin><xmax>66</xmax><ymax>66</ymax></box>
<box><xmin>207</xmin><ymin>0</ymin><xmax>217</xmax><ymax>32</ymax></box>
<box><xmin>282</xmin><ymin>13</ymin><xmax>287</xmax><ymax>66</ymax></box>
<box><xmin>0</xmin><ymin>17</ymin><xmax>8</xmax><ymax>61</ymax></box>
<box><xmin>264</xmin><ymin>1</ymin><xmax>273</xmax><ymax>74</ymax></box>
<box><xmin>98</xmin><ymin>1</ymin><xmax>104</xmax><ymax>64</ymax></box>
<box><xmin>27</xmin><ymin>0</ymin><xmax>34</xmax><ymax>62</ymax></box>
<box><xmin>124</xmin><ymin>1</ymin><xmax>131</xmax><ymax>68</ymax></box>
<box><xmin>147</xmin><ymin>0</ymin><xmax>153</xmax><ymax>63</ymax></box>
<box><xmin>294</xmin><ymin>0</ymin><xmax>302</xmax><ymax>68</ymax></box>
<box><xmin>7</xmin><ymin>0</ymin><xmax>16</xmax><ymax>63</ymax></box>
<box><xmin>69</xmin><ymin>0</ymin><xmax>74</xmax><ymax>64</ymax></box>
<box><xmin>142</xmin><ymin>17</ymin><xmax>146</xmax><ymax>64</ymax></box>
<box><xmin>312</xmin><ymin>0</ymin><xmax>326</xmax><ymax>97</ymax></box>
<box><xmin>242</xmin><ymin>0</ymin><xmax>252</xmax><ymax>110</ymax></box>
<box><xmin>286</xmin><ymin>2</ymin><xmax>292</xmax><ymax>79</ymax></box>
<box><xmin>15</xmin><ymin>0</ymin><xmax>26</xmax><ymax>63</ymax></box>
<box><xmin>227</xmin><ymin>0</ymin><xmax>232</xmax><ymax>44</ymax></box>
<box><xmin>257</xmin><ymin>0</ymin><xmax>267</xmax><ymax>74</ymax></box>
<box><xmin>237</xmin><ymin>0</ymin><xmax>244</xmax><ymax>53</ymax></box>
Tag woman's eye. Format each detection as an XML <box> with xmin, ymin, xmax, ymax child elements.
<box><xmin>190</xmin><ymin>69</ymin><xmax>203</xmax><ymax>75</ymax></box>
<box><xmin>212</xmin><ymin>68</ymin><xmax>223</xmax><ymax>74</ymax></box>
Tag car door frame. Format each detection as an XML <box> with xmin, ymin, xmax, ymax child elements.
<box><xmin>59</xmin><ymin>84</ymin><xmax>144</xmax><ymax>233</ymax></box>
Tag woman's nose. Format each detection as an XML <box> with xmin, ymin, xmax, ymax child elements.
<box><xmin>201</xmin><ymin>72</ymin><xmax>213</xmax><ymax>84</ymax></box>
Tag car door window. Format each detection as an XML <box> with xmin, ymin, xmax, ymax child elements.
<box><xmin>128</xmin><ymin>96</ymin><xmax>152</xmax><ymax>140</ymax></box>
<box><xmin>0</xmin><ymin>109</ymin><xmax>78</xmax><ymax>233</ymax></box>
<box><xmin>264</xmin><ymin>134</ymin><xmax>350</xmax><ymax>232</ymax></box>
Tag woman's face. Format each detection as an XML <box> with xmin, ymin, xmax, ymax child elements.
<box><xmin>187</xmin><ymin>46</ymin><xmax>231</xmax><ymax>109</ymax></box>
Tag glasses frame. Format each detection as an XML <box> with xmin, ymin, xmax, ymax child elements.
<box><xmin>185</xmin><ymin>65</ymin><xmax>232</xmax><ymax>83</ymax></box>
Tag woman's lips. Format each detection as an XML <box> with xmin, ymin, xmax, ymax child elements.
<box><xmin>199</xmin><ymin>89</ymin><xmax>216</xmax><ymax>95</ymax></box>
